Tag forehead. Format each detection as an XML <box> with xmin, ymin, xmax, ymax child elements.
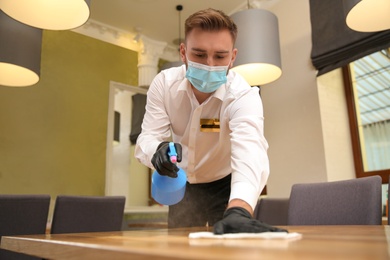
<box><xmin>186</xmin><ymin>28</ymin><xmax>234</xmax><ymax>51</ymax></box>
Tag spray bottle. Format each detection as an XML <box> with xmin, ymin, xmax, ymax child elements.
<box><xmin>151</xmin><ymin>142</ymin><xmax>186</xmax><ymax>205</ymax></box>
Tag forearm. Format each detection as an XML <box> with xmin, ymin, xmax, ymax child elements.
<box><xmin>134</xmin><ymin>136</ymin><xmax>160</xmax><ymax>169</ymax></box>
<box><xmin>227</xmin><ymin>199</ymin><xmax>253</xmax><ymax>216</ymax></box>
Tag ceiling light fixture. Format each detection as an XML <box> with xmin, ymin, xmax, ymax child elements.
<box><xmin>0</xmin><ymin>10</ymin><xmax>42</xmax><ymax>87</ymax></box>
<box><xmin>160</xmin><ymin>4</ymin><xmax>184</xmax><ymax>71</ymax></box>
<box><xmin>133</xmin><ymin>34</ymin><xmax>141</xmax><ymax>43</ymax></box>
<box><xmin>133</xmin><ymin>27</ymin><xmax>142</xmax><ymax>43</ymax></box>
<box><xmin>230</xmin><ymin>2</ymin><xmax>282</xmax><ymax>86</ymax></box>
<box><xmin>0</xmin><ymin>0</ymin><xmax>91</xmax><ymax>30</ymax></box>
<box><xmin>344</xmin><ymin>0</ymin><xmax>390</xmax><ymax>32</ymax></box>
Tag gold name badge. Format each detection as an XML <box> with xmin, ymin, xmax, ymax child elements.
<box><xmin>200</xmin><ymin>118</ymin><xmax>220</xmax><ymax>132</ymax></box>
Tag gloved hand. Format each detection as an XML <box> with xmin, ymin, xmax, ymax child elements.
<box><xmin>213</xmin><ymin>207</ymin><xmax>288</xmax><ymax>234</ymax></box>
<box><xmin>151</xmin><ymin>142</ymin><xmax>182</xmax><ymax>178</ymax></box>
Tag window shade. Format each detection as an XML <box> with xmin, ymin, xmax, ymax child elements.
<box><xmin>309</xmin><ymin>0</ymin><xmax>390</xmax><ymax>76</ymax></box>
<box><xmin>129</xmin><ymin>94</ymin><xmax>146</xmax><ymax>145</ymax></box>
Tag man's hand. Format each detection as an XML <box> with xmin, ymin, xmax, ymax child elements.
<box><xmin>213</xmin><ymin>207</ymin><xmax>288</xmax><ymax>234</ymax></box>
<box><xmin>151</xmin><ymin>142</ymin><xmax>182</xmax><ymax>178</ymax></box>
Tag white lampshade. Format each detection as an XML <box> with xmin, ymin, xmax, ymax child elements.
<box><xmin>0</xmin><ymin>10</ymin><xmax>42</xmax><ymax>87</ymax></box>
<box><xmin>344</xmin><ymin>0</ymin><xmax>390</xmax><ymax>32</ymax></box>
<box><xmin>231</xmin><ymin>9</ymin><xmax>282</xmax><ymax>86</ymax></box>
<box><xmin>0</xmin><ymin>0</ymin><xmax>91</xmax><ymax>30</ymax></box>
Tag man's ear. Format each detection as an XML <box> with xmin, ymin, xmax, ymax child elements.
<box><xmin>180</xmin><ymin>43</ymin><xmax>186</xmax><ymax>63</ymax></box>
<box><xmin>230</xmin><ymin>48</ymin><xmax>238</xmax><ymax>68</ymax></box>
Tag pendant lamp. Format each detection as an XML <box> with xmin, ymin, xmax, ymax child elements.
<box><xmin>0</xmin><ymin>10</ymin><xmax>42</xmax><ymax>87</ymax></box>
<box><xmin>231</xmin><ymin>9</ymin><xmax>282</xmax><ymax>86</ymax></box>
<box><xmin>160</xmin><ymin>4</ymin><xmax>184</xmax><ymax>71</ymax></box>
<box><xmin>344</xmin><ymin>0</ymin><xmax>390</xmax><ymax>32</ymax></box>
<box><xmin>0</xmin><ymin>0</ymin><xmax>91</xmax><ymax>30</ymax></box>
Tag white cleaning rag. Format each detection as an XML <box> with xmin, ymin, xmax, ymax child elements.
<box><xmin>189</xmin><ymin>231</ymin><xmax>302</xmax><ymax>240</ymax></box>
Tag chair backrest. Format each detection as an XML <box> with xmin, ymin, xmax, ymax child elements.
<box><xmin>386</xmin><ymin>176</ymin><xmax>390</xmax><ymax>225</ymax></box>
<box><xmin>50</xmin><ymin>195</ymin><xmax>125</xmax><ymax>234</ymax></box>
<box><xmin>0</xmin><ymin>194</ymin><xmax>50</xmax><ymax>260</ymax></box>
<box><xmin>288</xmin><ymin>176</ymin><xmax>382</xmax><ymax>225</ymax></box>
<box><xmin>254</xmin><ymin>198</ymin><xmax>289</xmax><ymax>225</ymax></box>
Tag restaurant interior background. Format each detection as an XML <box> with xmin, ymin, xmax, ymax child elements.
<box><xmin>0</xmin><ymin>0</ymin><xmax>389</xmax><ymax>220</ymax></box>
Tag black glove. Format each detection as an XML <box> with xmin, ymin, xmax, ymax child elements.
<box><xmin>213</xmin><ymin>207</ymin><xmax>288</xmax><ymax>234</ymax></box>
<box><xmin>151</xmin><ymin>142</ymin><xmax>182</xmax><ymax>178</ymax></box>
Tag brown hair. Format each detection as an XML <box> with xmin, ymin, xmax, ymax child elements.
<box><xmin>184</xmin><ymin>8</ymin><xmax>237</xmax><ymax>44</ymax></box>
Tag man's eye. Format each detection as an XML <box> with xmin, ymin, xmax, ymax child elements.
<box><xmin>195</xmin><ymin>53</ymin><xmax>205</xmax><ymax>58</ymax></box>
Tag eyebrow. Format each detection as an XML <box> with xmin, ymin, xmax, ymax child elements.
<box><xmin>191</xmin><ymin>47</ymin><xmax>230</xmax><ymax>54</ymax></box>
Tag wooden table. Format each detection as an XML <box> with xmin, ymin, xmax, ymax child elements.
<box><xmin>1</xmin><ymin>226</ymin><xmax>389</xmax><ymax>260</ymax></box>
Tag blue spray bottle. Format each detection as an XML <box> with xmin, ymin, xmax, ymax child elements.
<box><xmin>151</xmin><ymin>142</ymin><xmax>187</xmax><ymax>205</ymax></box>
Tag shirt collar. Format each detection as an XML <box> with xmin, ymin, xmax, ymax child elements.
<box><xmin>212</xmin><ymin>84</ymin><xmax>226</xmax><ymax>101</ymax></box>
<box><xmin>180</xmin><ymin>78</ymin><xmax>226</xmax><ymax>102</ymax></box>
<box><xmin>178</xmin><ymin>79</ymin><xmax>188</xmax><ymax>92</ymax></box>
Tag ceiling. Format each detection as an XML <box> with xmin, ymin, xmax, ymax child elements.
<box><xmin>89</xmin><ymin>0</ymin><xmax>245</xmax><ymax>48</ymax></box>
<box><xmin>88</xmin><ymin>0</ymin><xmax>276</xmax><ymax>49</ymax></box>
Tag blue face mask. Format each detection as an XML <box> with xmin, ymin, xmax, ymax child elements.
<box><xmin>185</xmin><ymin>59</ymin><xmax>230</xmax><ymax>93</ymax></box>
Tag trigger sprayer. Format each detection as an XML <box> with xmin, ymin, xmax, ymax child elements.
<box><xmin>151</xmin><ymin>142</ymin><xmax>186</xmax><ymax>205</ymax></box>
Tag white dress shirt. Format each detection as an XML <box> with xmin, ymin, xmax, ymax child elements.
<box><xmin>135</xmin><ymin>65</ymin><xmax>269</xmax><ymax>210</ymax></box>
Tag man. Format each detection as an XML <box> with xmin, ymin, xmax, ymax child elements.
<box><xmin>135</xmin><ymin>8</ymin><xmax>285</xmax><ymax>234</ymax></box>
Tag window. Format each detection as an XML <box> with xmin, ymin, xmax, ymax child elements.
<box><xmin>343</xmin><ymin>49</ymin><xmax>390</xmax><ymax>183</ymax></box>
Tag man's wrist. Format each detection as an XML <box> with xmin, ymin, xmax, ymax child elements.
<box><xmin>227</xmin><ymin>199</ymin><xmax>253</xmax><ymax>216</ymax></box>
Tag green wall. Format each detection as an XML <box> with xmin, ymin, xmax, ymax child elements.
<box><xmin>0</xmin><ymin>30</ymin><xmax>138</xmax><ymax>199</ymax></box>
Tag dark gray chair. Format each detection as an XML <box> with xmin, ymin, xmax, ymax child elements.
<box><xmin>0</xmin><ymin>194</ymin><xmax>50</xmax><ymax>260</ymax></box>
<box><xmin>50</xmin><ymin>195</ymin><xmax>125</xmax><ymax>234</ymax></box>
<box><xmin>254</xmin><ymin>198</ymin><xmax>289</xmax><ymax>225</ymax></box>
<box><xmin>386</xmin><ymin>176</ymin><xmax>390</xmax><ymax>225</ymax></box>
<box><xmin>288</xmin><ymin>176</ymin><xmax>382</xmax><ymax>225</ymax></box>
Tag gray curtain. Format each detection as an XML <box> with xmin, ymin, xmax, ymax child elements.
<box><xmin>129</xmin><ymin>94</ymin><xmax>146</xmax><ymax>144</ymax></box>
<box><xmin>309</xmin><ymin>0</ymin><xmax>390</xmax><ymax>75</ymax></box>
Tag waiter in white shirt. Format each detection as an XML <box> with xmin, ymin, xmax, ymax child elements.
<box><xmin>135</xmin><ymin>8</ymin><xmax>286</xmax><ymax>234</ymax></box>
